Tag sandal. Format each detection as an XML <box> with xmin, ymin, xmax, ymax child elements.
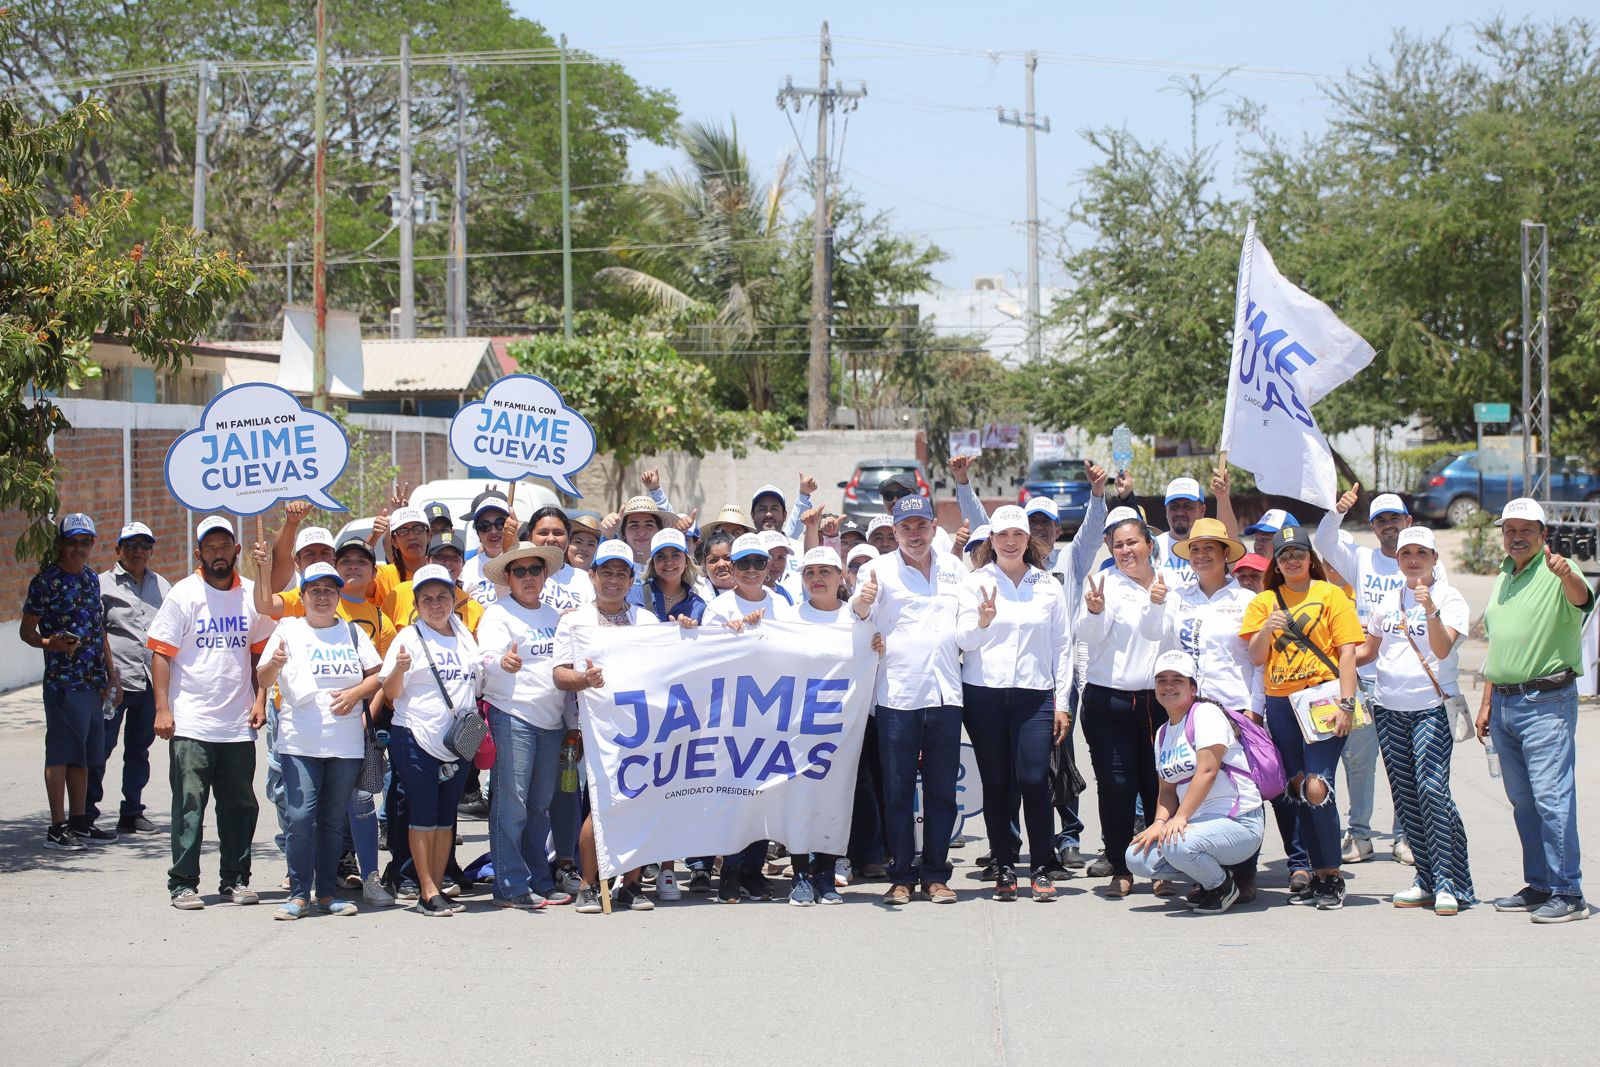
<box><xmin>1106</xmin><ymin>875</ymin><xmax>1133</xmax><ymax>898</ymax></box>
<box><xmin>1152</xmin><ymin>879</ymin><xmax>1179</xmax><ymax>898</ymax></box>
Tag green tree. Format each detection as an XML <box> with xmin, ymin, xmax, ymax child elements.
<box><xmin>510</xmin><ymin>312</ymin><xmax>794</xmax><ymax>502</ymax></box>
<box><xmin>2</xmin><ymin>0</ymin><xmax>677</xmax><ymax>334</ymax></box>
<box><xmin>1</xmin><ymin>83</ymin><xmax>250</xmax><ymax>561</ymax></box>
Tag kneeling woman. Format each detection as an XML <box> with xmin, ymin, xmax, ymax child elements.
<box><xmin>257</xmin><ymin>562</ymin><xmax>383</xmax><ymax>920</ymax></box>
<box><xmin>1127</xmin><ymin>651</ymin><xmax>1265</xmax><ymax>914</ymax></box>
<box><xmin>379</xmin><ymin>564</ymin><xmax>484</xmax><ymax>917</ymax></box>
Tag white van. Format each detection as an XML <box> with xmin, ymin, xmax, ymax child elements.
<box><xmin>409</xmin><ymin>479</ymin><xmax>563</xmax><ymax>554</ymax></box>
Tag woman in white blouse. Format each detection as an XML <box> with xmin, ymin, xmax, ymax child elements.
<box><xmin>378</xmin><ymin>564</ymin><xmax>483</xmax><ymax>917</ymax></box>
<box><xmin>957</xmin><ymin>506</ymin><xmax>1072</xmax><ymax>902</ymax></box>
<box><xmin>1076</xmin><ymin>507</ymin><xmax>1167</xmax><ymax>898</ymax></box>
<box><xmin>257</xmin><ymin>562</ymin><xmax>382</xmax><ymax>921</ymax></box>
<box><xmin>1355</xmin><ymin>526</ymin><xmax>1475</xmax><ymax>915</ymax></box>
<box><xmin>477</xmin><ymin>542</ymin><xmax>572</xmax><ymax>910</ymax></box>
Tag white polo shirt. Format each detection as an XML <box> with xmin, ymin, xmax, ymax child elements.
<box><xmin>955</xmin><ymin>562</ymin><xmax>1072</xmax><ymax>711</ymax></box>
<box><xmin>146</xmin><ymin>571</ymin><xmax>276</xmax><ymax>743</ymax></box>
<box><xmin>852</xmin><ymin>548</ymin><xmax>964</xmax><ymax>711</ymax></box>
<box><xmin>477</xmin><ymin>598</ymin><xmax>567</xmax><ymax>729</ymax></box>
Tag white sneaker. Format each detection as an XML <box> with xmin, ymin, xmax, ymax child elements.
<box><xmin>362</xmin><ymin>872</ymin><xmax>397</xmax><ymax>907</ymax></box>
<box><xmin>1392</xmin><ymin>838</ymin><xmax>1416</xmax><ymax>866</ymax></box>
<box><xmin>1340</xmin><ymin>832</ymin><xmax>1373</xmax><ymax>863</ymax></box>
<box><xmin>656</xmin><ymin>869</ymin><xmax>682</xmax><ymax>901</ymax></box>
<box><xmin>1434</xmin><ymin>891</ymin><xmax>1460</xmax><ymax>916</ymax></box>
<box><xmin>1392</xmin><ymin>884</ymin><xmax>1435</xmax><ymax>908</ymax></box>
<box><xmin>834</xmin><ymin>858</ymin><xmax>851</xmax><ymax>888</ymax></box>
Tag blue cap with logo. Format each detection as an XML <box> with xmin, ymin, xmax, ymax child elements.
<box><xmin>891</xmin><ymin>494</ymin><xmax>935</xmax><ymax>524</ymax></box>
<box><xmin>1243</xmin><ymin>508</ymin><xmax>1300</xmax><ymax>536</ymax></box>
<box><xmin>58</xmin><ymin>513</ymin><xmax>97</xmax><ymax>539</ymax></box>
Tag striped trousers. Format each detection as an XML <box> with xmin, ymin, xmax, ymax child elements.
<box><xmin>1374</xmin><ymin>703</ymin><xmax>1476</xmax><ymax>903</ymax></box>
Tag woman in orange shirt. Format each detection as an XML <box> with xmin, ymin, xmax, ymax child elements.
<box><xmin>1240</xmin><ymin>526</ymin><xmax>1362</xmax><ymax>911</ymax></box>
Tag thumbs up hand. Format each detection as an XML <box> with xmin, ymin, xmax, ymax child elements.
<box><xmin>583</xmin><ymin>658</ymin><xmax>604</xmax><ymax>690</ymax></box>
<box><xmin>1411</xmin><ymin>578</ymin><xmax>1434</xmax><ymax>616</ymax></box>
<box><xmin>1150</xmin><ymin>573</ymin><xmax>1168</xmax><ymax>605</ymax></box>
<box><xmin>1336</xmin><ymin>482</ymin><xmax>1360</xmax><ymax>515</ymax></box>
<box><xmin>500</xmin><ymin>640</ymin><xmax>523</xmax><ymax>674</ymax></box>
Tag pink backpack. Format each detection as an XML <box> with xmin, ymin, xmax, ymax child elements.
<box><xmin>1177</xmin><ymin>701</ymin><xmax>1287</xmax><ymax>810</ymax></box>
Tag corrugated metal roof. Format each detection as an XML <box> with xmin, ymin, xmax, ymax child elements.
<box><xmin>212</xmin><ymin>337</ymin><xmax>500</xmax><ymax>396</ymax></box>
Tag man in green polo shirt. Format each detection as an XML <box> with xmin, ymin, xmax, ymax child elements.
<box><xmin>1476</xmin><ymin>497</ymin><xmax>1594</xmax><ymax>923</ymax></box>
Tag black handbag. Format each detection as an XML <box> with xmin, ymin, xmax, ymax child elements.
<box><xmin>416</xmin><ymin>623</ymin><xmax>487</xmax><ymax>762</ymax></box>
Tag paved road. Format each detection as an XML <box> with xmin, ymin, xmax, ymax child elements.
<box><xmin>2</xmin><ymin>530</ymin><xmax>1595</xmax><ymax>1064</ymax></box>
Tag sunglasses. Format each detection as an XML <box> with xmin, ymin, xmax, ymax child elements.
<box><xmin>1276</xmin><ymin>547</ymin><xmax>1310</xmax><ymax>560</ymax></box>
<box><xmin>733</xmin><ymin>557</ymin><xmax>769</xmax><ymax>571</ymax></box>
<box><xmin>506</xmin><ymin>563</ymin><xmax>545</xmax><ymax>579</ymax></box>
<box><xmin>474</xmin><ymin>518</ymin><xmax>508</xmax><ymax>533</ymax></box>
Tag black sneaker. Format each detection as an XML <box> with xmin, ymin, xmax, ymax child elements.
<box><xmin>741</xmin><ymin>871</ymin><xmax>774</xmax><ymax>901</ymax></box>
<box><xmin>641</xmin><ymin>863</ymin><xmax>661</xmax><ymax>884</ymax></box>
<box><xmin>993</xmin><ymin>866</ymin><xmax>1018</xmax><ymax>902</ymax></box>
<box><xmin>574</xmin><ymin>886</ymin><xmax>603</xmax><ymax>914</ymax></box>
<box><xmin>717</xmin><ymin>869</ymin><xmax>742</xmax><ymax>904</ymax></box>
<box><xmin>70</xmin><ymin>821</ymin><xmax>118</xmax><ymax>843</ymax></box>
<box><xmin>1193</xmin><ymin>874</ymin><xmax>1241</xmax><ymax>915</ymax></box>
<box><xmin>979</xmin><ymin>860</ymin><xmax>1001</xmax><ymax>881</ymax></box>
<box><xmin>117</xmin><ymin>814</ymin><xmax>160</xmax><ymax>835</ymax></box>
<box><xmin>687</xmin><ymin>870</ymin><xmax>713</xmax><ymax>894</ymax></box>
<box><xmin>377</xmin><ymin>821</ymin><xmax>388</xmax><ymax>852</ymax></box>
<box><xmin>418</xmin><ymin>894</ymin><xmax>454</xmax><ymax>917</ymax></box>
<box><xmin>1315</xmin><ymin>875</ymin><xmax>1346</xmax><ymax>911</ymax></box>
<box><xmin>458</xmin><ymin>790</ymin><xmax>489</xmax><ymax>820</ymax></box>
<box><xmin>1287</xmin><ymin>874</ymin><xmax>1319</xmax><ymax>906</ymax></box>
<box><xmin>337</xmin><ymin>852</ymin><xmax>361</xmax><ymax>890</ymax></box>
<box><xmin>976</xmin><ymin>851</ymin><xmax>994</xmax><ymax>867</ymax></box>
<box><xmin>1086</xmin><ymin>855</ymin><xmax>1114</xmax><ymax>878</ymax></box>
<box><xmin>1059</xmin><ymin>845</ymin><xmax>1087</xmax><ymax>869</ymax></box>
<box><xmin>613</xmin><ymin>882</ymin><xmax>654</xmax><ymax>911</ymax></box>
<box><xmin>1493</xmin><ymin>886</ymin><xmax>1552</xmax><ymax>912</ymax></box>
<box><xmin>44</xmin><ymin>823</ymin><xmax>86</xmax><ymax>852</ymax></box>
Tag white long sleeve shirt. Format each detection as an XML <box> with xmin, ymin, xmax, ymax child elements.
<box><xmin>1042</xmin><ymin>493</ymin><xmax>1109</xmax><ymax>596</ymax></box>
<box><xmin>954</xmin><ymin>482</ymin><xmax>990</xmax><ymax>530</ymax></box>
<box><xmin>852</xmin><ymin>548</ymin><xmax>964</xmax><ymax>710</ymax></box>
<box><xmin>1074</xmin><ymin>567</ymin><xmax>1165</xmax><ymax>691</ymax></box>
<box><xmin>477</xmin><ymin>598</ymin><xmax>569</xmax><ymax>729</ymax></box>
<box><xmin>956</xmin><ymin>562</ymin><xmax>1073</xmax><ymax>712</ymax></box>
<box><xmin>1150</xmin><ymin>579</ymin><xmax>1256</xmax><ymax>713</ymax></box>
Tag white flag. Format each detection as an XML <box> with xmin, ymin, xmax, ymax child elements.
<box><xmin>1219</xmin><ymin>222</ymin><xmax>1375</xmax><ymax>509</ymax></box>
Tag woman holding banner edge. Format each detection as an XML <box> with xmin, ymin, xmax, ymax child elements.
<box><xmin>956</xmin><ymin>505</ymin><xmax>1073</xmax><ymax>903</ymax></box>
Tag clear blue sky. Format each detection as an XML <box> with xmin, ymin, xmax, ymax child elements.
<box><xmin>513</xmin><ymin>1</ymin><xmax>1585</xmax><ymax>292</ymax></box>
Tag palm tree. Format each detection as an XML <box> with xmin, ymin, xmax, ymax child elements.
<box><xmin>596</xmin><ymin>118</ymin><xmax>793</xmax><ymax>411</ymax></box>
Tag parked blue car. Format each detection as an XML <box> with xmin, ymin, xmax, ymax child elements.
<box><xmin>1414</xmin><ymin>450</ymin><xmax>1600</xmax><ymax>526</ymax></box>
<box><xmin>1016</xmin><ymin>458</ymin><xmax>1092</xmax><ymax>536</ymax></box>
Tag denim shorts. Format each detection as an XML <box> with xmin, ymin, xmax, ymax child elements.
<box><xmin>389</xmin><ymin>725</ymin><xmax>468</xmax><ymax>831</ymax></box>
<box><xmin>44</xmin><ymin>687</ymin><xmax>103</xmax><ymax>768</ymax></box>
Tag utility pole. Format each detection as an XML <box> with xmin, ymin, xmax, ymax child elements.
<box><xmin>448</xmin><ymin>66</ymin><xmax>469</xmax><ymax>338</ymax></box>
<box><xmin>285</xmin><ymin>242</ymin><xmax>294</xmax><ymax>306</ymax></box>
<box><xmin>311</xmin><ymin>0</ymin><xmax>328</xmax><ymax>411</ymax></box>
<box><xmin>396</xmin><ymin>35</ymin><xmax>415</xmax><ymax>338</ymax></box>
<box><xmin>1520</xmin><ymin>220</ymin><xmax>1551</xmax><ymax>504</ymax></box>
<box><xmin>998</xmin><ymin>53</ymin><xmax>1050</xmax><ymax>362</ymax></box>
<box><xmin>777</xmin><ymin>23</ymin><xmax>865</xmax><ymax>431</ymax></box>
<box><xmin>559</xmin><ymin>34</ymin><xmax>574</xmax><ymax>339</ymax></box>
<box><xmin>191</xmin><ymin>60</ymin><xmax>216</xmax><ymax>232</ymax></box>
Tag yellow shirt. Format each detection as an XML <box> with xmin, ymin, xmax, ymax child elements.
<box><xmin>384</xmin><ymin>581</ymin><xmax>483</xmax><ymax>636</ymax></box>
<box><xmin>370</xmin><ymin>563</ymin><xmax>403</xmax><ymax>608</ymax></box>
<box><xmin>275</xmin><ymin>587</ymin><xmax>398</xmax><ymax>657</ymax></box>
<box><xmin>1240</xmin><ymin>580</ymin><xmax>1363</xmax><ymax>697</ymax></box>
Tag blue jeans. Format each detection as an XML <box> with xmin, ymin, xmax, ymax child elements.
<box><xmin>963</xmin><ymin>685</ymin><xmax>1054</xmax><ymax>872</ymax></box>
<box><xmin>280</xmin><ymin>753</ymin><xmax>362</xmax><ymax>902</ymax></box>
<box><xmin>1264</xmin><ymin>695</ymin><xmax>1348</xmax><ymax>871</ymax></box>
<box><xmin>1126</xmin><ymin>808</ymin><xmax>1266</xmax><ymax>889</ymax></box>
<box><xmin>349</xmin><ymin>788</ymin><xmax>380</xmax><ymax>878</ymax></box>
<box><xmin>548</xmin><ymin>760</ymin><xmax>585</xmax><ymax>862</ymax></box>
<box><xmin>1490</xmin><ymin>683</ymin><xmax>1582</xmax><ymax>897</ymax></box>
<box><xmin>877</xmin><ymin>703</ymin><xmax>963</xmax><ymax>887</ymax></box>
<box><xmin>88</xmin><ymin>687</ymin><xmax>157</xmax><ymax>823</ymax></box>
<box><xmin>264</xmin><ymin>696</ymin><xmax>289</xmax><ymax>855</ymax></box>
<box><xmin>487</xmin><ymin>708</ymin><xmax>565</xmax><ymax>899</ymax></box>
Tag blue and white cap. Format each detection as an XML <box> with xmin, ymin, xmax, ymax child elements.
<box><xmin>1023</xmin><ymin>496</ymin><xmax>1059</xmax><ymax>521</ymax></box>
<box><xmin>730</xmin><ymin>533</ymin><xmax>769</xmax><ymax>561</ymax></box>
<box><xmin>592</xmin><ymin>540</ymin><xmax>640</xmax><ymax>573</ymax></box>
<box><xmin>1243</xmin><ymin>508</ymin><xmax>1300</xmax><ymax>535</ymax></box>
<box><xmin>965</xmin><ymin>524</ymin><xmax>991</xmax><ymax>553</ymax></box>
<box><xmin>891</xmin><ymin>495</ymin><xmax>935</xmax><ymax>524</ymax></box>
<box><xmin>299</xmin><ymin>561</ymin><xmax>345</xmax><ymax>589</ymax></box>
<box><xmin>410</xmin><ymin>563</ymin><xmax>455</xmax><ymax>592</ymax></box>
<box><xmin>117</xmin><ymin>521</ymin><xmax>154</xmax><ymax>544</ymax></box>
<box><xmin>58</xmin><ymin>513</ymin><xmax>97</xmax><ymax>539</ymax></box>
<box><xmin>1103</xmin><ymin>506</ymin><xmax>1143</xmax><ymax>531</ymax></box>
<box><xmin>1368</xmin><ymin>494</ymin><xmax>1408</xmax><ymax>521</ymax></box>
<box><xmin>1164</xmin><ymin>477</ymin><xmax>1203</xmax><ymax>504</ymax></box>
<box><xmin>650</xmin><ymin>528</ymin><xmax>688</xmax><ymax>556</ymax></box>
<box><xmin>196</xmin><ymin>515</ymin><xmax>236</xmax><ymax>542</ymax></box>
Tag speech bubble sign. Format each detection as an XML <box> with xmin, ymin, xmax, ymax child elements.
<box><xmin>448</xmin><ymin>374</ymin><xmax>597</xmax><ymax>497</ymax></box>
<box><xmin>164</xmin><ymin>383</ymin><xmax>350</xmax><ymax>516</ymax></box>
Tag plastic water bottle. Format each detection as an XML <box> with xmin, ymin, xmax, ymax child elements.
<box><xmin>558</xmin><ymin>737</ymin><xmax>579</xmax><ymax>793</ymax></box>
<box><xmin>102</xmin><ymin>693</ymin><xmax>117</xmax><ymax>721</ymax></box>
<box><xmin>1111</xmin><ymin>424</ymin><xmax>1134</xmax><ymax>474</ymax></box>
<box><xmin>1485</xmin><ymin>741</ymin><xmax>1501</xmax><ymax>779</ymax></box>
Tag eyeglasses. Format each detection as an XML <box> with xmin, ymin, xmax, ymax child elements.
<box><xmin>506</xmin><ymin>563</ymin><xmax>545</xmax><ymax>579</ymax></box>
<box><xmin>474</xmin><ymin>518</ymin><xmax>508</xmax><ymax>533</ymax></box>
<box><xmin>733</xmin><ymin>557</ymin><xmax>768</xmax><ymax>571</ymax></box>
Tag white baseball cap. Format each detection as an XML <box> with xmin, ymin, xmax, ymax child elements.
<box><xmin>1368</xmin><ymin>493</ymin><xmax>1408</xmax><ymax>521</ymax></box>
<box><xmin>650</xmin><ymin>528</ymin><xmax>688</xmax><ymax>556</ymax></box>
<box><xmin>410</xmin><ymin>563</ymin><xmax>454</xmax><ymax>593</ymax></box>
<box><xmin>1103</xmin><ymin>506</ymin><xmax>1143</xmax><ymax>531</ymax></box>
<box><xmin>117</xmin><ymin>521</ymin><xmax>155</xmax><ymax>543</ymax></box>
<box><xmin>758</xmin><ymin>530</ymin><xmax>792</xmax><ymax>555</ymax></box>
<box><xmin>1152</xmin><ymin>650</ymin><xmax>1198</xmax><ymax>680</ymax></box>
<box><xmin>801</xmin><ymin>546</ymin><xmax>842</xmax><ymax>570</ymax></box>
<box><xmin>965</xmin><ymin>524</ymin><xmax>991</xmax><ymax>553</ymax></box>
<box><xmin>195</xmin><ymin>515</ymin><xmax>236</xmax><ymax>542</ymax></box>
<box><xmin>1495</xmin><ymin>497</ymin><xmax>1546</xmax><ymax>526</ymax></box>
<box><xmin>294</xmin><ymin>527</ymin><xmax>336</xmax><ymax>554</ymax></box>
<box><xmin>989</xmin><ymin>505</ymin><xmax>1030</xmax><ymax>535</ymax></box>
<box><xmin>1164</xmin><ymin>477</ymin><xmax>1203</xmax><ymax>504</ymax></box>
<box><xmin>846</xmin><ymin>544</ymin><xmax>880</xmax><ymax>567</ymax></box>
<box><xmin>592</xmin><ymin>540</ymin><xmax>639</xmax><ymax>573</ymax></box>
<box><xmin>866</xmin><ymin>515</ymin><xmax>895</xmax><ymax>536</ymax></box>
<box><xmin>298</xmin><ymin>561</ymin><xmax>344</xmax><ymax>589</ymax></box>
<box><xmin>1023</xmin><ymin>496</ymin><xmax>1059</xmax><ymax>521</ymax></box>
<box><xmin>1395</xmin><ymin>527</ymin><xmax>1437</xmax><ymax>553</ymax></box>
<box><xmin>750</xmin><ymin>484</ymin><xmax>787</xmax><ymax>511</ymax></box>
<box><xmin>391</xmin><ymin>506</ymin><xmax>428</xmax><ymax>532</ymax></box>
<box><xmin>730</xmin><ymin>533</ymin><xmax>769</xmax><ymax>562</ymax></box>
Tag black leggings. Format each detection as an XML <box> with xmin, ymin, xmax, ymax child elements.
<box><xmin>1079</xmin><ymin>683</ymin><xmax>1160</xmax><ymax>877</ymax></box>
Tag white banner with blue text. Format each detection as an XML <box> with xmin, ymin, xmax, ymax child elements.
<box><xmin>574</xmin><ymin>620</ymin><xmax>876</xmax><ymax>878</ymax></box>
